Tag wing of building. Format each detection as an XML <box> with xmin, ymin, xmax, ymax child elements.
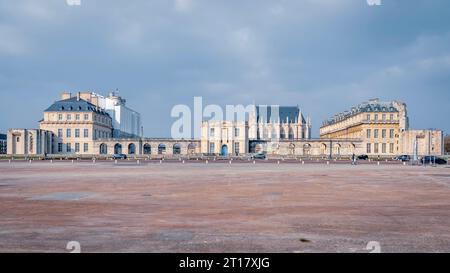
<box><xmin>320</xmin><ymin>99</ymin><xmax>443</xmax><ymax>156</ymax></box>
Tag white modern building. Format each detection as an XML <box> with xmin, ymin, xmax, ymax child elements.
<box><xmin>63</xmin><ymin>91</ymin><xmax>142</xmax><ymax>138</ymax></box>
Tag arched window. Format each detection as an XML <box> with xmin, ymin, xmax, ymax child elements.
<box><xmin>280</xmin><ymin>128</ymin><xmax>286</xmax><ymax>139</ymax></box>
<box><xmin>320</xmin><ymin>143</ymin><xmax>327</xmax><ymax>155</ymax></box>
<box><xmin>100</xmin><ymin>143</ymin><xmax>108</xmax><ymax>154</ymax></box>
<box><xmin>187</xmin><ymin>143</ymin><xmax>196</xmax><ymax>154</ymax></box>
<box><xmin>173</xmin><ymin>143</ymin><xmax>181</xmax><ymax>155</ymax></box>
<box><xmin>128</xmin><ymin>143</ymin><xmax>136</xmax><ymax>155</ymax></box>
<box><xmin>289</xmin><ymin>143</ymin><xmax>295</xmax><ymax>155</ymax></box>
<box><xmin>303</xmin><ymin>144</ymin><xmax>311</xmax><ymax>156</ymax></box>
<box><xmin>143</xmin><ymin>144</ymin><xmax>151</xmax><ymax>154</ymax></box>
<box><xmin>288</xmin><ymin>128</ymin><xmax>294</xmax><ymax>140</ymax></box>
<box><xmin>114</xmin><ymin>143</ymin><xmax>122</xmax><ymax>154</ymax></box>
<box><xmin>158</xmin><ymin>144</ymin><xmax>166</xmax><ymax>155</ymax></box>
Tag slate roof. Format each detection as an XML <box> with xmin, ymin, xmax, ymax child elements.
<box><xmin>45</xmin><ymin>97</ymin><xmax>110</xmax><ymax>116</ymax></box>
<box><xmin>322</xmin><ymin>100</ymin><xmax>399</xmax><ymax>127</ymax></box>
<box><xmin>256</xmin><ymin>106</ymin><xmax>304</xmax><ymax>123</ymax></box>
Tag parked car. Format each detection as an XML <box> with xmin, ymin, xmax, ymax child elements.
<box><xmin>251</xmin><ymin>152</ymin><xmax>267</xmax><ymax>160</ymax></box>
<box><xmin>395</xmin><ymin>155</ymin><xmax>411</xmax><ymax>162</ymax></box>
<box><xmin>112</xmin><ymin>154</ymin><xmax>127</xmax><ymax>160</ymax></box>
<box><xmin>357</xmin><ymin>155</ymin><xmax>369</xmax><ymax>160</ymax></box>
<box><xmin>421</xmin><ymin>156</ymin><xmax>447</xmax><ymax>165</ymax></box>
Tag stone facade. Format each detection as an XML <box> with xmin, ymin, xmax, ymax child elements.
<box><xmin>320</xmin><ymin>99</ymin><xmax>443</xmax><ymax>156</ymax></box>
<box><xmin>6</xmin><ymin>94</ymin><xmax>444</xmax><ymax>158</ymax></box>
<box><xmin>7</xmin><ymin>129</ymin><xmax>52</xmax><ymax>155</ymax></box>
<box><xmin>200</xmin><ymin>121</ymin><xmax>248</xmax><ymax>155</ymax></box>
<box><xmin>39</xmin><ymin>95</ymin><xmax>113</xmax><ymax>155</ymax></box>
<box><xmin>249</xmin><ymin>105</ymin><xmax>312</xmax><ymax>141</ymax></box>
<box><xmin>93</xmin><ymin>138</ymin><xmax>201</xmax><ymax>156</ymax></box>
<box><xmin>401</xmin><ymin>130</ymin><xmax>444</xmax><ymax>157</ymax></box>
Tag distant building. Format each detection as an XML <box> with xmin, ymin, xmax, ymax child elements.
<box><xmin>62</xmin><ymin>91</ymin><xmax>142</xmax><ymax>138</ymax></box>
<box><xmin>7</xmin><ymin>129</ymin><xmax>52</xmax><ymax>155</ymax></box>
<box><xmin>320</xmin><ymin>99</ymin><xmax>443</xmax><ymax>156</ymax></box>
<box><xmin>0</xmin><ymin>133</ymin><xmax>7</xmax><ymax>154</ymax></box>
<box><xmin>5</xmin><ymin>94</ymin><xmax>444</xmax><ymax>158</ymax></box>
<box><xmin>200</xmin><ymin>105</ymin><xmax>313</xmax><ymax>155</ymax></box>
<box><xmin>39</xmin><ymin>93</ymin><xmax>113</xmax><ymax>154</ymax></box>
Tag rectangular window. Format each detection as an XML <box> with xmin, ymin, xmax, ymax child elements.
<box><xmin>58</xmin><ymin>114</ymin><xmax>63</xmax><ymax>121</ymax></box>
<box><xmin>374</xmin><ymin>129</ymin><xmax>379</xmax><ymax>138</ymax></box>
<box><xmin>58</xmin><ymin>143</ymin><xmax>63</xmax><ymax>152</ymax></box>
<box><xmin>390</xmin><ymin>129</ymin><xmax>394</xmax><ymax>138</ymax></box>
<box><xmin>84</xmin><ymin>143</ymin><xmax>88</xmax><ymax>152</ymax></box>
<box><xmin>234</xmin><ymin>142</ymin><xmax>240</xmax><ymax>154</ymax></box>
<box><xmin>382</xmin><ymin>114</ymin><xmax>386</xmax><ymax>121</ymax></box>
<box><xmin>94</xmin><ymin>130</ymin><xmax>97</xmax><ymax>139</ymax></box>
<box><xmin>366</xmin><ymin>114</ymin><xmax>370</xmax><ymax>121</ymax></box>
<box><xmin>210</xmin><ymin>128</ymin><xmax>215</xmax><ymax>137</ymax></box>
<box><xmin>84</xmin><ymin>114</ymin><xmax>89</xmax><ymax>120</ymax></box>
<box><xmin>66</xmin><ymin>129</ymin><xmax>71</xmax><ymax>138</ymax></box>
<box><xmin>389</xmin><ymin>143</ymin><xmax>394</xmax><ymax>154</ymax></box>
<box><xmin>209</xmin><ymin>143</ymin><xmax>215</xmax><ymax>154</ymax></box>
<box><xmin>75</xmin><ymin>129</ymin><xmax>80</xmax><ymax>138</ymax></box>
<box><xmin>75</xmin><ymin>143</ymin><xmax>80</xmax><ymax>153</ymax></box>
<box><xmin>67</xmin><ymin>114</ymin><xmax>71</xmax><ymax>121</ymax></box>
<box><xmin>58</xmin><ymin>129</ymin><xmax>63</xmax><ymax>138</ymax></box>
<box><xmin>374</xmin><ymin>143</ymin><xmax>379</xmax><ymax>154</ymax></box>
<box><xmin>235</xmin><ymin>128</ymin><xmax>240</xmax><ymax>137</ymax></box>
<box><xmin>366</xmin><ymin>129</ymin><xmax>371</xmax><ymax>138</ymax></box>
<box><xmin>382</xmin><ymin>143</ymin><xmax>386</xmax><ymax>153</ymax></box>
<box><xmin>76</xmin><ymin>114</ymin><xmax>80</xmax><ymax>121</ymax></box>
<box><xmin>390</xmin><ymin>114</ymin><xmax>394</xmax><ymax>121</ymax></box>
<box><xmin>366</xmin><ymin>143</ymin><xmax>371</xmax><ymax>154</ymax></box>
<box><xmin>66</xmin><ymin>143</ymin><xmax>71</xmax><ymax>153</ymax></box>
<box><xmin>84</xmin><ymin>129</ymin><xmax>89</xmax><ymax>138</ymax></box>
<box><xmin>382</xmin><ymin>129</ymin><xmax>386</xmax><ymax>138</ymax></box>
<box><xmin>374</xmin><ymin>114</ymin><xmax>378</xmax><ymax>121</ymax></box>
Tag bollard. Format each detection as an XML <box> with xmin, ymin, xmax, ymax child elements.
<box><xmin>137</xmin><ymin>160</ymin><xmax>140</xmax><ymax>165</ymax></box>
<box><xmin>403</xmin><ymin>162</ymin><xmax>406</xmax><ymax>166</ymax></box>
<box><xmin>253</xmin><ymin>160</ymin><xmax>256</xmax><ymax>164</ymax></box>
<box><xmin>229</xmin><ymin>160</ymin><xmax>232</xmax><ymax>165</ymax></box>
<box><xmin>206</xmin><ymin>160</ymin><xmax>208</xmax><ymax>164</ymax></box>
<box><xmin>377</xmin><ymin>161</ymin><xmax>380</xmax><ymax>166</ymax></box>
<box><xmin>8</xmin><ymin>159</ymin><xmax>11</xmax><ymax>164</ymax></box>
<box><xmin>29</xmin><ymin>160</ymin><xmax>32</xmax><ymax>164</ymax></box>
<box><xmin>72</xmin><ymin>160</ymin><xmax>74</xmax><ymax>164</ymax></box>
<box><xmin>51</xmin><ymin>159</ymin><xmax>53</xmax><ymax>164</ymax></box>
<box><xmin>326</xmin><ymin>161</ymin><xmax>329</xmax><ymax>165</ymax></box>
<box><xmin>277</xmin><ymin>161</ymin><xmax>280</xmax><ymax>165</ymax></box>
<box><xmin>182</xmin><ymin>160</ymin><xmax>185</xmax><ymax>164</ymax></box>
<box><xmin>160</xmin><ymin>160</ymin><xmax>162</xmax><ymax>164</ymax></box>
<box><xmin>115</xmin><ymin>160</ymin><xmax>118</xmax><ymax>165</ymax></box>
<box><xmin>302</xmin><ymin>161</ymin><xmax>305</xmax><ymax>165</ymax></box>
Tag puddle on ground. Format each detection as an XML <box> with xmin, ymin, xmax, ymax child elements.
<box><xmin>155</xmin><ymin>231</ymin><xmax>194</xmax><ymax>241</ymax></box>
<box><xmin>28</xmin><ymin>192</ymin><xmax>95</xmax><ymax>201</ymax></box>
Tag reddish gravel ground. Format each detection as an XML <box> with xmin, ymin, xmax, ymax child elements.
<box><xmin>0</xmin><ymin>160</ymin><xmax>449</xmax><ymax>253</ymax></box>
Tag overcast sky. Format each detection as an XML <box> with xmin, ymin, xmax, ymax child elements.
<box><xmin>0</xmin><ymin>0</ymin><xmax>449</xmax><ymax>137</ymax></box>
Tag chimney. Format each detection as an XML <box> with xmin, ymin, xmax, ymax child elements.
<box><xmin>77</xmin><ymin>92</ymin><xmax>80</xmax><ymax>101</ymax></box>
<box><xmin>61</xmin><ymin>92</ymin><xmax>72</xmax><ymax>100</ymax></box>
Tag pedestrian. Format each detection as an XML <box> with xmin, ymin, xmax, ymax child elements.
<box><xmin>352</xmin><ymin>153</ymin><xmax>356</xmax><ymax>165</ymax></box>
